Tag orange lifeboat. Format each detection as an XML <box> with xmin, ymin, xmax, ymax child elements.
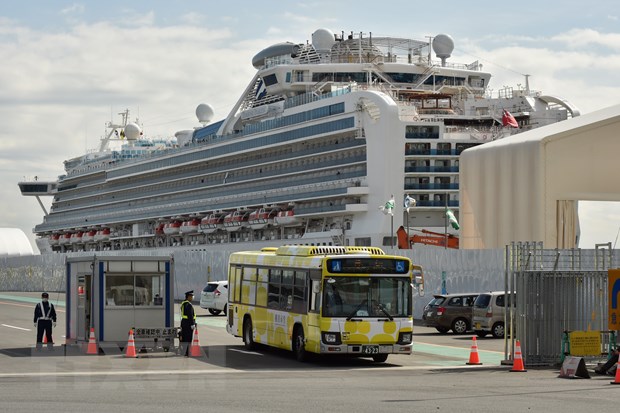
<box><xmin>248</xmin><ymin>208</ymin><xmax>275</xmax><ymax>230</ymax></box>
<box><xmin>180</xmin><ymin>218</ymin><xmax>201</xmax><ymax>234</ymax></box>
<box><xmin>274</xmin><ymin>209</ymin><xmax>300</xmax><ymax>226</ymax></box>
<box><xmin>200</xmin><ymin>213</ymin><xmax>224</xmax><ymax>234</ymax></box>
<box><xmin>82</xmin><ymin>229</ymin><xmax>96</xmax><ymax>243</ymax></box>
<box><xmin>223</xmin><ymin>210</ymin><xmax>248</xmax><ymax>232</ymax></box>
<box><xmin>49</xmin><ymin>233</ymin><xmax>60</xmax><ymax>246</ymax></box>
<box><xmin>59</xmin><ymin>233</ymin><xmax>72</xmax><ymax>245</ymax></box>
<box><xmin>163</xmin><ymin>221</ymin><xmax>181</xmax><ymax>235</ymax></box>
<box><xmin>94</xmin><ymin>228</ymin><xmax>111</xmax><ymax>241</ymax></box>
<box><xmin>70</xmin><ymin>231</ymin><xmax>84</xmax><ymax>244</ymax></box>
<box><xmin>154</xmin><ymin>223</ymin><xmax>166</xmax><ymax>236</ymax></box>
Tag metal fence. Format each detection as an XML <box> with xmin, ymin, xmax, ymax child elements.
<box><xmin>508</xmin><ymin>242</ymin><xmax>617</xmax><ymax>367</ymax></box>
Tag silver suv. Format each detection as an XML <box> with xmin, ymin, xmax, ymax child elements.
<box><xmin>472</xmin><ymin>291</ymin><xmax>514</xmax><ymax>338</ymax></box>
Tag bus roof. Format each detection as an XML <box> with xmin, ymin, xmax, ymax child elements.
<box><xmin>272</xmin><ymin>245</ymin><xmax>385</xmax><ymax>257</ymax></box>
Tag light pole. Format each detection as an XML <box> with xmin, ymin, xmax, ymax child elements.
<box><xmin>381</xmin><ymin>195</ymin><xmax>395</xmax><ymax>249</ymax></box>
<box><xmin>404</xmin><ymin>194</ymin><xmax>416</xmax><ymax>248</ymax></box>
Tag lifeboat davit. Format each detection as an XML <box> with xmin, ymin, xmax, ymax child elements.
<box><xmin>200</xmin><ymin>213</ymin><xmax>224</xmax><ymax>234</ymax></box>
<box><xmin>70</xmin><ymin>231</ymin><xmax>84</xmax><ymax>244</ymax></box>
<box><xmin>163</xmin><ymin>221</ymin><xmax>181</xmax><ymax>235</ymax></box>
<box><xmin>94</xmin><ymin>228</ymin><xmax>111</xmax><ymax>241</ymax></box>
<box><xmin>223</xmin><ymin>210</ymin><xmax>248</xmax><ymax>232</ymax></box>
<box><xmin>49</xmin><ymin>233</ymin><xmax>60</xmax><ymax>246</ymax></box>
<box><xmin>274</xmin><ymin>209</ymin><xmax>301</xmax><ymax>226</ymax></box>
<box><xmin>180</xmin><ymin>218</ymin><xmax>201</xmax><ymax>234</ymax></box>
<box><xmin>248</xmin><ymin>208</ymin><xmax>275</xmax><ymax>230</ymax></box>
<box><xmin>82</xmin><ymin>230</ymin><xmax>96</xmax><ymax>243</ymax></box>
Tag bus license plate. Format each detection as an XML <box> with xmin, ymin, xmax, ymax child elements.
<box><xmin>362</xmin><ymin>345</ymin><xmax>379</xmax><ymax>354</ymax></box>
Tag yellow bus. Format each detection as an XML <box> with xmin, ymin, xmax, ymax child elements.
<box><xmin>226</xmin><ymin>245</ymin><xmax>424</xmax><ymax>362</ymax></box>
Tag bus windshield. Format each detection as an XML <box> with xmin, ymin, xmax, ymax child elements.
<box><xmin>323</xmin><ymin>276</ymin><xmax>411</xmax><ymax>318</ymax></box>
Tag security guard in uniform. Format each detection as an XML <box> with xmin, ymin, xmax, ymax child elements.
<box><xmin>34</xmin><ymin>292</ymin><xmax>57</xmax><ymax>351</ymax></box>
<box><xmin>180</xmin><ymin>290</ymin><xmax>196</xmax><ymax>356</ymax></box>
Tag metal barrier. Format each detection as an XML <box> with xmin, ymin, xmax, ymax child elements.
<box><xmin>508</xmin><ymin>242</ymin><xmax>616</xmax><ymax>367</ymax></box>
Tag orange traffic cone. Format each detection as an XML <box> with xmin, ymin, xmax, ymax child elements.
<box><xmin>189</xmin><ymin>327</ymin><xmax>202</xmax><ymax>357</ymax></box>
<box><xmin>42</xmin><ymin>334</ymin><xmax>48</xmax><ymax>344</ymax></box>
<box><xmin>510</xmin><ymin>340</ymin><xmax>527</xmax><ymax>372</ymax></box>
<box><xmin>466</xmin><ymin>336</ymin><xmax>483</xmax><ymax>365</ymax></box>
<box><xmin>86</xmin><ymin>327</ymin><xmax>99</xmax><ymax>355</ymax></box>
<box><xmin>610</xmin><ymin>361</ymin><xmax>620</xmax><ymax>385</ymax></box>
<box><xmin>125</xmin><ymin>329</ymin><xmax>137</xmax><ymax>358</ymax></box>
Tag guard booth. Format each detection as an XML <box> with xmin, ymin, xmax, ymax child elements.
<box><xmin>65</xmin><ymin>255</ymin><xmax>175</xmax><ymax>351</ymax></box>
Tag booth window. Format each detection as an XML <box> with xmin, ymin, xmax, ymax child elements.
<box><xmin>106</xmin><ymin>274</ymin><xmax>164</xmax><ymax>307</ymax></box>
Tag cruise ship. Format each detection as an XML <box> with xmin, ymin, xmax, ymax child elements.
<box><xmin>19</xmin><ymin>28</ymin><xmax>579</xmax><ymax>254</ymax></box>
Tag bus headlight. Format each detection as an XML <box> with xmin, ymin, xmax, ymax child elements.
<box><xmin>321</xmin><ymin>332</ymin><xmax>342</xmax><ymax>345</ymax></box>
<box><xmin>398</xmin><ymin>332</ymin><xmax>412</xmax><ymax>344</ymax></box>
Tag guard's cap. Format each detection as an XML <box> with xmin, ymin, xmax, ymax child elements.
<box><xmin>185</xmin><ymin>290</ymin><xmax>194</xmax><ymax>296</ymax></box>
<box><xmin>41</xmin><ymin>292</ymin><xmax>49</xmax><ymax>298</ymax></box>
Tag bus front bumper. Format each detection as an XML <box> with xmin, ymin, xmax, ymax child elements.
<box><xmin>320</xmin><ymin>343</ymin><xmax>412</xmax><ymax>355</ymax></box>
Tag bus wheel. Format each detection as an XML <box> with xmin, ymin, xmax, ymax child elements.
<box><xmin>372</xmin><ymin>353</ymin><xmax>388</xmax><ymax>363</ymax></box>
<box><xmin>243</xmin><ymin>317</ymin><xmax>255</xmax><ymax>351</ymax></box>
<box><xmin>293</xmin><ymin>327</ymin><xmax>307</xmax><ymax>362</ymax></box>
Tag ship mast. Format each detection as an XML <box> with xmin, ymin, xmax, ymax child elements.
<box><xmin>98</xmin><ymin>109</ymin><xmax>130</xmax><ymax>152</ymax></box>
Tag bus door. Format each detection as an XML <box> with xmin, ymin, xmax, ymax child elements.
<box><xmin>228</xmin><ymin>266</ymin><xmax>242</xmax><ymax>335</ymax></box>
<box><xmin>307</xmin><ymin>278</ymin><xmax>322</xmax><ymax>348</ymax></box>
<box><xmin>76</xmin><ymin>273</ymin><xmax>91</xmax><ymax>342</ymax></box>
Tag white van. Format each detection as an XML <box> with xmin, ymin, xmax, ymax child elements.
<box><xmin>471</xmin><ymin>291</ymin><xmax>514</xmax><ymax>338</ymax></box>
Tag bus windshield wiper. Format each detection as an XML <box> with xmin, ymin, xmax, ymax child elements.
<box><xmin>377</xmin><ymin>303</ymin><xmax>393</xmax><ymax>321</ymax></box>
<box><xmin>346</xmin><ymin>299</ymin><xmax>367</xmax><ymax>321</ymax></box>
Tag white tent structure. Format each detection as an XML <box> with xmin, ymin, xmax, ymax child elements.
<box><xmin>460</xmin><ymin>103</ymin><xmax>620</xmax><ymax>249</ymax></box>
<box><xmin>0</xmin><ymin>228</ymin><xmax>35</xmax><ymax>257</ymax></box>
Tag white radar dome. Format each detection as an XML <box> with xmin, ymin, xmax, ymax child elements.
<box><xmin>124</xmin><ymin>122</ymin><xmax>142</xmax><ymax>140</ymax></box>
<box><xmin>432</xmin><ymin>34</ymin><xmax>454</xmax><ymax>66</ymax></box>
<box><xmin>196</xmin><ymin>103</ymin><xmax>214</xmax><ymax>124</ymax></box>
<box><xmin>312</xmin><ymin>28</ymin><xmax>336</xmax><ymax>52</ymax></box>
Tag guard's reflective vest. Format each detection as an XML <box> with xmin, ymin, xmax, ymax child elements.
<box><xmin>180</xmin><ymin>300</ymin><xmax>195</xmax><ymax>321</ymax></box>
<box><xmin>36</xmin><ymin>302</ymin><xmax>53</xmax><ymax>322</ymax></box>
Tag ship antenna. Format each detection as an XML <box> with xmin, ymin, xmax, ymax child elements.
<box><xmin>524</xmin><ymin>74</ymin><xmax>531</xmax><ymax>95</ymax></box>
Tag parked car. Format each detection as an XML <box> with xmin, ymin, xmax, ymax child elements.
<box><xmin>199</xmin><ymin>280</ymin><xmax>228</xmax><ymax>315</ymax></box>
<box><xmin>472</xmin><ymin>291</ymin><xmax>515</xmax><ymax>338</ymax></box>
<box><xmin>422</xmin><ymin>293</ymin><xmax>479</xmax><ymax>334</ymax></box>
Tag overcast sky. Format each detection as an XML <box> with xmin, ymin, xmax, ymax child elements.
<box><xmin>2</xmin><ymin>1</ymin><xmax>620</xmax><ymax>253</ymax></box>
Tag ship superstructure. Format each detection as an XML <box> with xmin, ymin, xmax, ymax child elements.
<box><xmin>20</xmin><ymin>28</ymin><xmax>578</xmax><ymax>253</ymax></box>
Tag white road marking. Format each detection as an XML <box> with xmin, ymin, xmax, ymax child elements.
<box><xmin>228</xmin><ymin>348</ymin><xmax>264</xmax><ymax>356</ymax></box>
<box><xmin>1</xmin><ymin>324</ymin><xmax>31</xmax><ymax>331</ymax></box>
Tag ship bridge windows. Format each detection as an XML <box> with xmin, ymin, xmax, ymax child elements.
<box><xmin>385</xmin><ymin>72</ymin><xmax>420</xmax><ymax>83</ymax></box>
<box><xmin>423</xmin><ymin>75</ymin><xmax>466</xmax><ymax>87</ymax></box>
<box><xmin>263</xmin><ymin>74</ymin><xmax>278</xmax><ymax>86</ymax></box>
<box><xmin>311</xmin><ymin>72</ymin><xmax>367</xmax><ymax>83</ymax></box>
<box><xmin>406</xmin><ymin>125</ymin><xmax>439</xmax><ymax>139</ymax></box>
